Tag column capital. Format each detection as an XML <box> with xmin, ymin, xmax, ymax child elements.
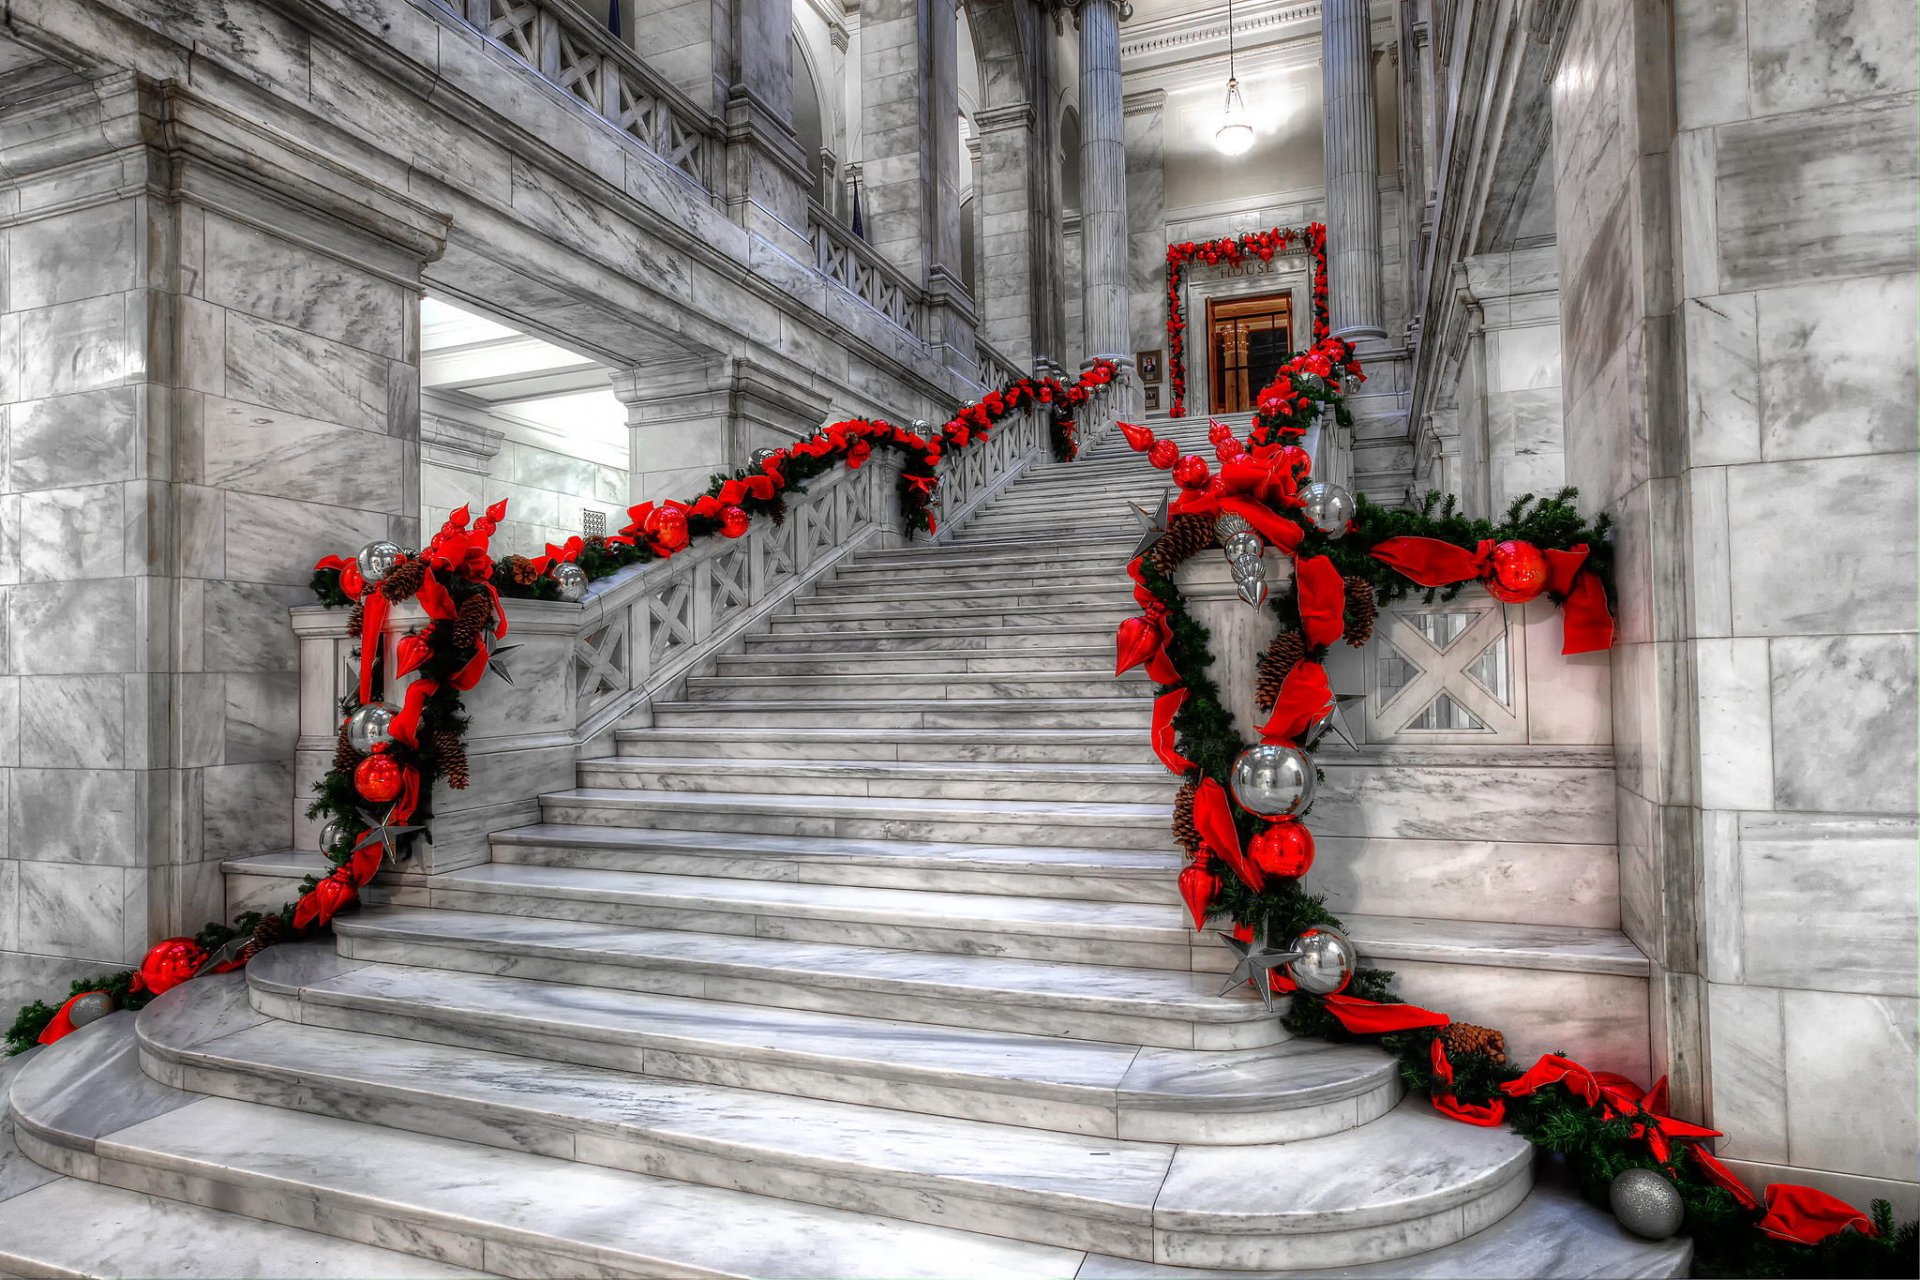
<box><xmin>973</xmin><ymin>102</ymin><xmax>1038</xmax><ymax>133</ymax></box>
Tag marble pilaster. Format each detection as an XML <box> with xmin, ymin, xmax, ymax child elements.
<box><xmin>1552</xmin><ymin>0</ymin><xmax>1918</xmax><ymax>1208</ymax></box>
<box><xmin>0</xmin><ymin>73</ymin><xmax>446</xmax><ymax>1008</ymax></box>
<box><xmin>612</xmin><ymin>356</ymin><xmax>829</xmax><ymax>507</ymax></box>
<box><xmin>722</xmin><ymin>0</ymin><xmax>816</xmax><ymax>258</ymax></box>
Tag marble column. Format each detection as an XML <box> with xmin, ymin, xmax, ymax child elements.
<box><xmin>1321</xmin><ymin>0</ymin><xmax>1387</xmax><ymax>345</ymax></box>
<box><xmin>1124</xmin><ymin>90</ymin><xmax>1167</xmax><ymax>392</ymax></box>
<box><xmin>0</xmin><ymin>74</ymin><xmax>446</xmax><ymax>1009</ymax></box>
<box><xmin>1077</xmin><ymin>0</ymin><xmax>1129</xmax><ymax>366</ymax></box>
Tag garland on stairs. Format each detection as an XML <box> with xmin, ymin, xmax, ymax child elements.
<box><xmin>1116</xmin><ymin>351</ymin><xmax>1916</xmax><ymax>1277</ymax></box>
<box><xmin>1166</xmin><ymin>224</ymin><xmax>1329</xmax><ymax>418</ymax></box>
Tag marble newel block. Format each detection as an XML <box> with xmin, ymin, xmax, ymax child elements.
<box><xmin>292</xmin><ymin>598</ymin><xmax>578</xmax><ymax>875</ymax></box>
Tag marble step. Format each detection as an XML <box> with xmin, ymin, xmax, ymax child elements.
<box><xmin>326</xmin><ymin>902</ymin><xmax>1267</xmax><ymax>1049</ymax></box>
<box><xmin>614</xmin><ymin>724</ymin><xmax>1159</xmax><ymax>764</ymax></box>
<box><xmin>954</xmin><ymin>516</ymin><xmax>1144</xmax><ymax>539</ymax></box>
<box><xmin>679</xmin><ymin>671</ymin><xmax>1149</xmax><ymax>702</ymax></box>
<box><xmin>828</xmin><ymin>562</ymin><xmax>1125</xmax><ymax>590</ymax></box>
<box><xmin>357</xmin><ymin>857</ymin><xmax>1199</xmax><ymax>971</ymax></box>
<box><xmin>579</xmin><ymin>755</ymin><xmax>1174</xmax><ymax>803</ymax></box>
<box><xmin>243</xmin><ymin>946</ymin><xmax>1403</xmax><ymax>1146</ymax></box>
<box><xmin>848</xmin><ymin>539</ymin><xmax>1138</xmax><ymax>572</ymax></box>
<box><xmin>133</xmin><ymin>979</ymin><xmax>1542</xmax><ymax>1270</ymax></box>
<box><xmin>944</xmin><ymin>529</ymin><xmax>1143</xmax><ymax>550</ymax></box>
<box><xmin>538</xmin><ymin>786</ymin><xmax>1173</xmax><ymax>854</ymax></box>
<box><xmin>0</xmin><ymin>1049</ymin><xmax>489</xmax><ymax>1279</ymax></box>
<box><xmin>137</xmin><ymin>977</ymin><xmax>1189</xmax><ymax>1257</ymax></box>
<box><xmin>712</xmin><ymin>646</ymin><xmax>1116</xmax><ymax>676</ymax></box>
<box><xmin>795</xmin><ymin>582</ymin><xmax>1136</xmax><ymax>610</ymax></box>
<box><xmin>10</xmin><ymin>1019</ymin><xmax>1090</xmax><ymax>1280</ymax></box>
<box><xmin>1074</xmin><ymin>1178</ymin><xmax>1691</xmax><ymax>1278</ymax></box>
<box><xmin>486</xmin><ymin>823</ymin><xmax>1182</xmax><ymax>902</ymax></box>
<box><xmin>767</xmin><ymin>603</ymin><xmax>1135</xmax><ymax>632</ymax></box>
<box><xmin>649</xmin><ymin>697</ymin><xmax>1152</xmax><ymax>729</ymax></box>
<box><xmin>744</xmin><ymin>625</ymin><xmax>1121</xmax><ymax>654</ymax></box>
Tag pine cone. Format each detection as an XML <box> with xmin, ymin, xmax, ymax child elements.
<box><xmin>332</xmin><ymin>721</ymin><xmax>361</xmax><ymax>772</ymax></box>
<box><xmin>252</xmin><ymin>914</ymin><xmax>290</xmax><ymax>949</ymax></box>
<box><xmin>434</xmin><ymin>727</ymin><xmax>471</xmax><ymax>790</ymax></box>
<box><xmin>1441</xmin><ymin>1021</ymin><xmax>1508</xmax><ymax>1067</ymax></box>
<box><xmin>1255</xmin><ymin>629</ymin><xmax>1306</xmax><ymax>710</ymax></box>
<box><xmin>344</xmin><ymin>602</ymin><xmax>364</xmax><ymax>639</ymax></box>
<box><xmin>502</xmin><ymin>555</ymin><xmax>541</xmax><ymax>587</ymax></box>
<box><xmin>1171</xmin><ymin>779</ymin><xmax>1202</xmax><ymax>854</ymax></box>
<box><xmin>232</xmin><ymin>940</ymin><xmax>262</xmax><ymax>967</ymax></box>
<box><xmin>1150</xmin><ymin>513</ymin><xmax>1216</xmax><ymax>576</ymax></box>
<box><xmin>450</xmin><ymin>592</ymin><xmax>492</xmax><ymax>651</ymax></box>
<box><xmin>379</xmin><ymin>557</ymin><xmax>428</xmax><ymax>602</ymax></box>
<box><xmin>1343</xmin><ymin>576</ymin><xmax>1377</xmax><ymax>647</ymax></box>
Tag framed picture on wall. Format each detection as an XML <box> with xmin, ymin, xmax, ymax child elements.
<box><xmin>1136</xmin><ymin>350</ymin><xmax>1162</xmax><ymax>383</ymax></box>
<box><xmin>1143</xmin><ymin>385</ymin><xmax>1161</xmax><ymax>411</ymax></box>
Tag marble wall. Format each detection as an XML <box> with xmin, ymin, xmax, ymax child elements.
<box><xmin>1458</xmin><ymin>246</ymin><xmax>1566</xmax><ymax>517</ymax></box>
<box><xmin>0</xmin><ymin>74</ymin><xmax>439</xmax><ymax>1011</ymax></box>
<box><xmin>1554</xmin><ymin>0</ymin><xmax>1918</xmax><ymax>1213</ymax></box>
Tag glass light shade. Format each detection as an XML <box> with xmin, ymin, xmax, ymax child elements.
<box><xmin>1214</xmin><ymin>78</ymin><xmax>1255</xmax><ymax>156</ymax></box>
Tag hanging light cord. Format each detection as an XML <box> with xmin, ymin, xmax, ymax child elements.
<box><xmin>1225</xmin><ymin>0</ymin><xmax>1239</xmax><ymax>83</ymax></box>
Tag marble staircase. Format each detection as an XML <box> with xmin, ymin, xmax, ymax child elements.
<box><xmin>1</xmin><ymin>419</ymin><xmax>1685</xmax><ymax>1278</ymax></box>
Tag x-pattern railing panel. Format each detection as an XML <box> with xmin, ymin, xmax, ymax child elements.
<box><xmin>1362</xmin><ymin>591</ymin><xmax>1528</xmax><ymax>743</ymax></box>
<box><xmin>573</xmin><ymin>615</ymin><xmax>630</xmax><ymax>714</ymax></box>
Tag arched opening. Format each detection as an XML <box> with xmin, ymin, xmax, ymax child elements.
<box><xmin>1060</xmin><ymin>106</ymin><xmax>1082</xmax><ymax>214</ymax></box>
<box><xmin>791</xmin><ymin>34</ymin><xmax>829</xmax><ymax>209</ymax></box>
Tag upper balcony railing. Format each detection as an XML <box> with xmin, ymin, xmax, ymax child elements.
<box><xmin>808</xmin><ymin>202</ymin><xmax>924</xmax><ymax>339</ymax></box>
<box><xmin>451</xmin><ymin>0</ymin><xmax>719</xmax><ymax>193</ymax></box>
<box><xmin>976</xmin><ymin>336</ymin><xmax>1024</xmax><ymax>391</ymax></box>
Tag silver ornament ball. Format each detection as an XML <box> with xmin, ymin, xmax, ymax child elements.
<box><xmin>748</xmin><ymin>447</ymin><xmax>780</xmax><ymax>469</ymax></box>
<box><xmin>318</xmin><ymin>818</ymin><xmax>354</xmax><ymax>857</ymax></box>
<box><xmin>1287</xmin><ymin>927</ymin><xmax>1356</xmax><ymax>995</ymax></box>
<box><xmin>1609</xmin><ymin>1168</ymin><xmax>1684</xmax><ymax>1240</ymax></box>
<box><xmin>356</xmin><ymin>540</ymin><xmax>404</xmax><ymax>584</ymax></box>
<box><xmin>1221</xmin><ymin>530</ymin><xmax>1264</xmax><ymax>562</ymax></box>
<box><xmin>552</xmin><ymin>561</ymin><xmax>589</xmax><ymax>603</ymax></box>
<box><xmin>1213</xmin><ymin>511</ymin><xmax>1253</xmax><ymax>541</ymax></box>
<box><xmin>912</xmin><ymin>419</ymin><xmax>930</xmax><ymax>430</ymax></box>
<box><xmin>345</xmin><ymin>701</ymin><xmax>399</xmax><ymax>755</ymax></box>
<box><xmin>1298</xmin><ymin>481</ymin><xmax>1356</xmax><ymax>538</ymax></box>
<box><xmin>1229</xmin><ymin>744</ymin><xmax>1315</xmax><ymax>818</ymax></box>
<box><xmin>67</xmin><ymin>991</ymin><xmax>115</xmax><ymax>1029</ymax></box>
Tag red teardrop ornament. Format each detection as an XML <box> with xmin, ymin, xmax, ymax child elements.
<box><xmin>1120</xmin><ymin>421</ymin><xmax>1155</xmax><ymax>452</ymax></box>
<box><xmin>1177</xmin><ymin>860</ymin><xmax>1220</xmax><ymax>930</ymax></box>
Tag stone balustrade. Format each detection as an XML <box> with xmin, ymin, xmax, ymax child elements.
<box><xmin>288</xmin><ymin>404</ymin><xmax>1049</xmax><ymax>876</ymax></box>
<box><xmin>976</xmin><ymin>337</ymin><xmax>1025</xmax><ymax>392</ymax></box>
<box><xmin>452</xmin><ymin>0</ymin><xmax>719</xmax><ymax>193</ymax></box>
<box><xmin>809</xmin><ymin>203</ymin><xmax>924</xmax><ymax>338</ymax></box>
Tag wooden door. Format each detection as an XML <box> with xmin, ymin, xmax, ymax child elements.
<box><xmin>1206</xmin><ymin>293</ymin><xmax>1294</xmax><ymax>414</ymax></box>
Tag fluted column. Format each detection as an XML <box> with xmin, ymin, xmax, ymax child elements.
<box><xmin>1078</xmin><ymin>0</ymin><xmax>1129</xmax><ymax>367</ymax></box>
<box><xmin>1321</xmin><ymin>0</ymin><xmax>1387</xmax><ymax>344</ymax></box>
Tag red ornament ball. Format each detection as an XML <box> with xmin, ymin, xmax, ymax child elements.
<box><xmin>131</xmin><ymin>937</ymin><xmax>207</xmax><ymax>996</ymax></box>
<box><xmin>355</xmin><ymin>751</ymin><xmax>406</xmax><ymax>804</ymax></box>
<box><xmin>1172</xmin><ymin>454</ymin><xmax>1212</xmax><ymax>490</ymax></box>
<box><xmin>1487</xmin><ymin>540</ymin><xmax>1550</xmax><ymax>603</ymax></box>
<box><xmin>719</xmin><ymin>506</ymin><xmax>751</xmax><ymax>538</ymax></box>
<box><xmin>646</xmin><ymin>507</ymin><xmax>691</xmax><ymax>553</ymax></box>
<box><xmin>1249</xmin><ymin>821</ymin><xmax>1315</xmax><ymax>878</ymax></box>
<box><xmin>1148</xmin><ymin>439</ymin><xmax>1181</xmax><ymax>470</ymax></box>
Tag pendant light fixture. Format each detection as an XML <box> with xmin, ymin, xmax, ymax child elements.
<box><xmin>1214</xmin><ymin>0</ymin><xmax>1255</xmax><ymax>156</ymax></box>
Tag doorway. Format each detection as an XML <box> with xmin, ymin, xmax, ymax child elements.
<box><xmin>1207</xmin><ymin>292</ymin><xmax>1294</xmax><ymax>414</ymax></box>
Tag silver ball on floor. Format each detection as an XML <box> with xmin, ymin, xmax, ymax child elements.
<box><xmin>67</xmin><ymin>991</ymin><xmax>114</xmax><ymax>1029</ymax></box>
<box><xmin>1609</xmin><ymin>1168</ymin><xmax>1684</xmax><ymax>1240</ymax></box>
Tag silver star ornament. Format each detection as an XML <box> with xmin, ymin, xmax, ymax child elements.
<box><xmin>1216</xmin><ymin>928</ymin><xmax>1304</xmax><ymax>1012</ymax></box>
<box><xmin>1127</xmin><ymin>491</ymin><xmax>1173</xmax><ymax>563</ymax></box>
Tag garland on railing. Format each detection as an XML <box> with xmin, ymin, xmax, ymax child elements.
<box><xmin>1166</xmin><ymin>223</ymin><xmax>1328</xmax><ymax>418</ymax></box>
<box><xmin>1116</xmin><ymin>354</ymin><xmax>1914</xmax><ymax>1276</ymax></box>
<box><xmin>7</xmin><ymin>362</ymin><xmax>1121</xmax><ymax>1056</ymax></box>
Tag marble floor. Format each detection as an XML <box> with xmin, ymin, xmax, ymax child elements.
<box><xmin>1</xmin><ymin>421</ymin><xmax>1687</xmax><ymax>1278</ymax></box>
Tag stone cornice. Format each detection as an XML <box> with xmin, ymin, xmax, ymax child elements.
<box><xmin>972</xmin><ymin>103</ymin><xmax>1038</xmax><ymax>132</ymax></box>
